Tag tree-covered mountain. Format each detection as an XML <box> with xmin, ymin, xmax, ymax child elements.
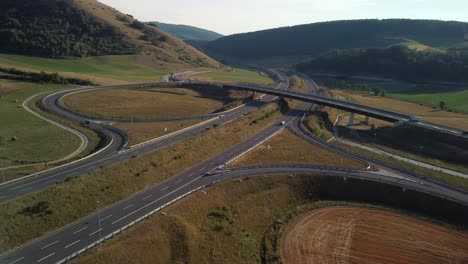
<box><xmin>203</xmin><ymin>19</ymin><xmax>468</xmax><ymax>64</ymax></box>
<box><xmin>296</xmin><ymin>45</ymin><xmax>468</xmax><ymax>83</ymax></box>
<box><xmin>0</xmin><ymin>0</ymin><xmax>220</xmax><ymax>68</ymax></box>
<box><xmin>0</xmin><ymin>0</ymin><xmax>137</xmax><ymax>57</ymax></box>
<box><xmin>149</xmin><ymin>22</ymin><xmax>223</xmax><ymax>41</ymax></box>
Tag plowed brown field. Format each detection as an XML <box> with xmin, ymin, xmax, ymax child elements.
<box><xmin>281</xmin><ymin>207</ymin><xmax>468</xmax><ymax>264</ymax></box>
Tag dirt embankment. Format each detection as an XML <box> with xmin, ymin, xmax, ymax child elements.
<box><xmin>281</xmin><ymin>207</ymin><xmax>468</xmax><ymax>264</ymax></box>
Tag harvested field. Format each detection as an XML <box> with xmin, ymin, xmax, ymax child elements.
<box><xmin>62</xmin><ymin>87</ymin><xmax>236</xmax><ymax>120</ymax></box>
<box><xmin>231</xmin><ymin>130</ymin><xmax>367</xmax><ymax>169</ymax></box>
<box><xmin>281</xmin><ymin>207</ymin><xmax>468</xmax><ymax>264</ymax></box>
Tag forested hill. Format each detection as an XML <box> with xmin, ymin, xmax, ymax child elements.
<box><xmin>0</xmin><ymin>0</ymin><xmax>137</xmax><ymax>57</ymax></box>
<box><xmin>0</xmin><ymin>0</ymin><xmax>220</xmax><ymax>68</ymax></box>
<box><xmin>204</xmin><ymin>19</ymin><xmax>468</xmax><ymax>61</ymax></box>
<box><xmin>149</xmin><ymin>22</ymin><xmax>223</xmax><ymax>41</ymax></box>
<box><xmin>296</xmin><ymin>45</ymin><xmax>468</xmax><ymax>83</ymax></box>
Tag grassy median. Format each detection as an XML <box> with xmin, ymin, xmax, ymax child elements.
<box><xmin>231</xmin><ymin>130</ymin><xmax>367</xmax><ymax>169</ymax></box>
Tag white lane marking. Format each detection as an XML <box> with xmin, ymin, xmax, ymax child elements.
<box><xmin>37</xmin><ymin>253</ymin><xmax>55</xmax><ymax>263</ymax></box>
<box><xmin>175</xmin><ymin>179</ymin><xmax>182</xmax><ymax>184</ymax></box>
<box><xmin>45</xmin><ymin>179</ymin><xmax>56</xmax><ymax>184</ymax></box>
<box><xmin>161</xmin><ymin>186</ymin><xmax>169</xmax><ymax>191</ymax></box>
<box><xmin>20</xmin><ymin>187</ymin><xmax>32</xmax><ymax>192</ymax></box>
<box><xmin>123</xmin><ymin>204</ymin><xmax>134</xmax><ymax>210</ymax></box>
<box><xmin>7</xmin><ymin>257</ymin><xmax>24</xmax><ymax>264</ymax></box>
<box><xmin>100</xmin><ymin>214</ymin><xmax>112</xmax><ymax>222</ymax></box>
<box><xmin>112</xmin><ymin>176</ymin><xmax>202</xmax><ymax>225</ymax></box>
<box><xmin>188</xmin><ymin>173</ymin><xmax>193</xmax><ymax>177</ymax></box>
<box><xmin>64</xmin><ymin>240</ymin><xmax>80</xmax><ymax>249</ymax></box>
<box><xmin>73</xmin><ymin>226</ymin><xmax>88</xmax><ymax>235</ymax></box>
<box><xmin>41</xmin><ymin>240</ymin><xmax>59</xmax><ymax>250</ymax></box>
<box><xmin>200</xmin><ymin>167</ymin><xmax>206</xmax><ymax>171</ymax></box>
<box><xmin>89</xmin><ymin>228</ymin><xmax>103</xmax><ymax>236</ymax></box>
<box><xmin>142</xmin><ymin>194</ymin><xmax>152</xmax><ymax>200</ymax></box>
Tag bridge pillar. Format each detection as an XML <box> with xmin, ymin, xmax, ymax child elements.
<box><xmin>348</xmin><ymin>113</ymin><xmax>355</xmax><ymax>126</ymax></box>
<box><xmin>244</xmin><ymin>90</ymin><xmax>249</xmax><ymax>99</ymax></box>
<box><xmin>364</xmin><ymin>116</ymin><xmax>370</xmax><ymax>125</ymax></box>
<box><xmin>316</xmin><ymin>105</ymin><xmax>323</xmax><ymax>112</ymax></box>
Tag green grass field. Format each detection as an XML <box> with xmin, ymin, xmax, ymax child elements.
<box><xmin>0</xmin><ymin>81</ymin><xmax>81</xmax><ymax>168</ymax></box>
<box><xmin>192</xmin><ymin>68</ymin><xmax>274</xmax><ymax>85</ymax></box>
<box><xmin>0</xmin><ymin>54</ymin><xmax>166</xmax><ymax>84</ymax></box>
<box><xmin>389</xmin><ymin>88</ymin><xmax>468</xmax><ymax>113</ymax></box>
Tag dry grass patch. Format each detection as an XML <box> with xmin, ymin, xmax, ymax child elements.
<box><xmin>281</xmin><ymin>207</ymin><xmax>468</xmax><ymax>264</ymax></box>
<box><xmin>62</xmin><ymin>88</ymin><xmax>228</xmax><ymax>120</ymax></box>
<box><xmin>231</xmin><ymin>130</ymin><xmax>366</xmax><ymax>169</ymax></box>
<box><xmin>115</xmin><ymin>120</ymin><xmax>203</xmax><ymax>146</ymax></box>
<box><xmin>0</xmin><ymin>103</ymin><xmax>281</xmax><ymax>253</ymax></box>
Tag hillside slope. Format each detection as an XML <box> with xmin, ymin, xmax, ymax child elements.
<box><xmin>149</xmin><ymin>22</ymin><xmax>223</xmax><ymax>41</ymax></box>
<box><xmin>297</xmin><ymin>45</ymin><xmax>468</xmax><ymax>83</ymax></box>
<box><xmin>203</xmin><ymin>19</ymin><xmax>468</xmax><ymax>65</ymax></box>
<box><xmin>0</xmin><ymin>0</ymin><xmax>220</xmax><ymax>69</ymax></box>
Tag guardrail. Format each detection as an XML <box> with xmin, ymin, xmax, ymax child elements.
<box><xmin>56</xmin><ymin>185</ymin><xmax>207</xmax><ymax>264</ymax></box>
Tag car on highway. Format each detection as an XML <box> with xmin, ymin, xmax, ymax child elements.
<box><xmin>409</xmin><ymin>116</ymin><xmax>422</xmax><ymax>123</ymax></box>
<box><xmin>280</xmin><ymin>121</ymin><xmax>286</xmax><ymax>126</ymax></box>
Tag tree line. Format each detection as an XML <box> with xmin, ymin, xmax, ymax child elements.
<box><xmin>0</xmin><ymin>67</ymin><xmax>94</xmax><ymax>85</ymax></box>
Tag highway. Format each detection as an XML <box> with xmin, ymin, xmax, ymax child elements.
<box><xmin>1</xmin><ymin>72</ymin><xmax>468</xmax><ymax>264</ymax></box>
<box><xmin>0</xmin><ymin>71</ymin><xmax>289</xmax><ymax>203</ymax></box>
<box><xmin>2</xmin><ymin>97</ymin><xmax>468</xmax><ymax>264</ymax></box>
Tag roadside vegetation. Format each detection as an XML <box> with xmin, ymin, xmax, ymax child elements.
<box><xmin>231</xmin><ymin>130</ymin><xmax>366</xmax><ymax>169</ymax></box>
<box><xmin>115</xmin><ymin>120</ymin><xmax>204</xmax><ymax>146</ymax></box>
<box><xmin>72</xmin><ymin>175</ymin><xmax>468</xmax><ymax>264</ymax></box>
<box><xmin>191</xmin><ymin>68</ymin><xmax>274</xmax><ymax>85</ymax></box>
<box><xmin>299</xmin><ymin>99</ymin><xmax>468</xmax><ymax>188</ymax></box>
<box><xmin>0</xmin><ymin>103</ymin><xmax>282</xmax><ymax>253</ymax></box>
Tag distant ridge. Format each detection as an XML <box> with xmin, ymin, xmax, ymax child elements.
<box><xmin>149</xmin><ymin>22</ymin><xmax>223</xmax><ymax>41</ymax></box>
<box><xmin>202</xmin><ymin>19</ymin><xmax>468</xmax><ymax>65</ymax></box>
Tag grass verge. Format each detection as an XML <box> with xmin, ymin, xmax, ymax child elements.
<box><xmin>231</xmin><ymin>130</ymin><xmax>366</xmax><ymax>169</ymax></box>
<box><xmin>335</xmin><ymin>141</ymin><xmax>468</xmax><ymax>189</ymax></box>
<box><xmin>114</xmin><ymin>120</ymin><xmax>204</xmax><ymax>146</ymax></box>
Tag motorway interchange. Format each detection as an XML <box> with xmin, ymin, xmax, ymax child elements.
<box><xmin>1</xmin><ymin>71</ymin><xmax>468</xmax><ymax>264</ymax></box>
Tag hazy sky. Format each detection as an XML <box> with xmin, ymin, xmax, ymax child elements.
<box><xmin>99</xmin><ymin>0</ymin><xmax>468</xmax><ymax>35</ymax></box>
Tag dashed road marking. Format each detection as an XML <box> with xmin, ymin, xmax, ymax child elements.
<box><xmin>37</xmin><ymin>253</ymin><xmax>55</xmax><ymax>263</ymax></box>
<box><xmin>64</xmin><ymin>240</ymin><xmax>80</xmax><ymax>249</ymax></box>
<box><xmin>41</xmin><ymin>240</ymin><xmax>59</xmax><ymax>250</ymax></box>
